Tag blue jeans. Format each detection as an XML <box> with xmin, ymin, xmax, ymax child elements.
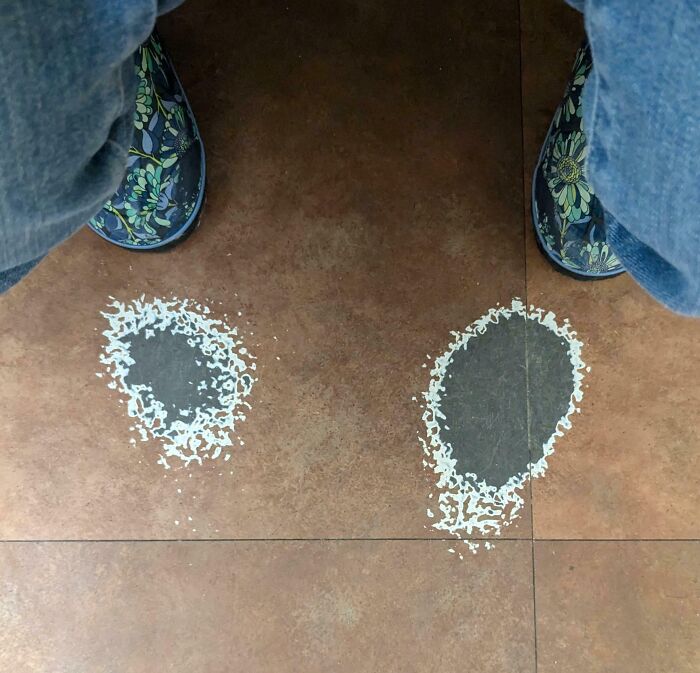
<box><xmin>566</xmin><ymin>0</ymin><xmax>700</xmax><ymax>314</ymax></box>
<box><xmin>2</xmin><ymin>1</ymin><xmax>700</xmax><ymax>315</ymax></box>
<box><xmin>0</xmin><ymin>0</ymin><xmax>182</xmax><ymax>294</ymax></box>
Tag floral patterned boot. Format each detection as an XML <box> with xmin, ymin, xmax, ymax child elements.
<box><xmin>88</xmin><ymin>32</ymin><xmax>205</xmax><ymax>249</ymax></box>
<box><xmin>532</xmin><ymin>42</ymin><xmax>624</xmax><ymax>279</ymax></box>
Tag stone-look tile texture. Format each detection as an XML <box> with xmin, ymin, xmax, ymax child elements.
<box><xmin>521</xmin><ymin>0</ymin><xmax>700</xmax><ymax>539</ymax></box>
<box><xmin>0</xmin><ymin>540</ymin><xmax>535</xmax><ymax>673</ymax></box>
<box><xmin>0</xmin><ymin>0</ymin><xmax>529</xmax><ymax>541</ymax></box>
<box><xmin>1</xmin><ymin>1</ymin><xmax>699</xmax><ymax>671</ymax></box>
<box><xmin>535</xmin><ymin>542</ymin><xmax>700</xmax><ymax>673</ymax></box>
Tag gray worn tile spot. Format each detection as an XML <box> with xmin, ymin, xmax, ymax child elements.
<box><xmin>526</xmin><ymin>319</ymin><xmax>573</xmax><ymax>463</ymax></box>
<box><xmin>438</xmin><ymin>314</ymin><xmax>573</xmax><ymax>488</ymax></box>
<box><xmin>124</xmin><ymin>330</ymin><xmax>224</xmax><ymax>420</ymax></box>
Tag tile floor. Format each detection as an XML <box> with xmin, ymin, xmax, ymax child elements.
<box><xmin>1</xmin><ymin>1</ymin><xmax>698</xmax><ymax>671</ymax></box>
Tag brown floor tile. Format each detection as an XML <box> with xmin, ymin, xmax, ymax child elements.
<box><xmin>535</xmin><ymin>541</ymin><xmax>700</xmax><ymax>673</ymax></box>
<box><xmin>521</xmin><ymin>0</ymin><xmax>700</xmax><ymax>539</ymax></box>
<box><xmin>0</xmin><ymin>1</ymin><xmax>528</xmax><ymax>540</ymax></box>
<box><xmin>0</xmin><ymin>540</ymin><xmax>534</xmax><ymax>673</ymax></box>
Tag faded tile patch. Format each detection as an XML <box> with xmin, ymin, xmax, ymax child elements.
<box><xmin>99</xmin><ymin>296</ymin><xmax>256</xmax><ymax>469</ymax></box>
<box><xmin>421</xmin><ymin>299</ymin><xmax>585</xmax><ymax>550</ymax></box>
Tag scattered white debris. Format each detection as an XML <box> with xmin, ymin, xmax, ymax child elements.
<box><xmin>420</xmin><ymin>298</ymin><xmax>585</xmax><ymax>551</ymax></box>
<box><xmin>99</xmin><ymin>296</ymin><xmax>255</xmax><ymax>469</ymax></box>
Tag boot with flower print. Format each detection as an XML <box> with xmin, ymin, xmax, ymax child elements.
<box><xmin>532</xmin><ymin>42</ymin><xmax>624</xmax><ymax>279</ymax></box>
<box><xmin>88</xmin><ymin>31</ymin><xmax>205</xmax><ymax>250</ymax></box>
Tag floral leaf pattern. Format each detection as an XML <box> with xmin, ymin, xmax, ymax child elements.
<box><xmin>532</xmin><ymin>43</ymin><xmax>624</xmax><ymax>278</ymax></box>
<box><xmin>89</xmin><ymin>32</ymin><xmax>204</xmax><ymax>248</ymax></box>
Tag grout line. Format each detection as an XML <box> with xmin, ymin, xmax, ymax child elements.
<box><xmin>0</xmin><ymin>537</ymin><xmax>533</xmax><ymax>544</ymax></box>
<box><xmin>535</xmin><ymin>538</ymin><xmax>700</xmax><ymax>543</ymax></box>
<box><xmin>1</xmin><ymin>537</ymin><xmax>698</xmax><ymax>544</ymax></box>
<box><xmin>515</xmin><ymin>0</ymin><xmax>539</xmax><ymax>671</ymax></box>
